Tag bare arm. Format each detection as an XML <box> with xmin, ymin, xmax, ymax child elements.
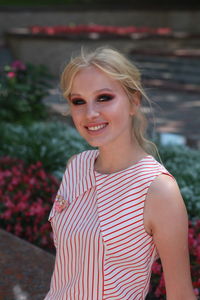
<box><xmin>145</xmin><ymin>174</ymin><xmax>196</xmax><ymax>300</ymax></box>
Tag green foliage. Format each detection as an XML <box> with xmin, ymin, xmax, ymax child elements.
<box><xmin>158</xmin><ymin>145</ymin><xmax>200</xmax><ymax>219</ymax></box>
<box><xmin>0</xmin><ymin>61</ymin><xmax>52</xmax><ymax>124</ymax></box>
<box><xmin>0</xmin><ymin>121</ymin><xmax>91</xmax><ymax>179</ymax></box>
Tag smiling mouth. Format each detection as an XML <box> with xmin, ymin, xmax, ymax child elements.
<box><xmin>86</xmin><ymin>123</ymin><xmax>108</xmax><ymax>131</ymax></box>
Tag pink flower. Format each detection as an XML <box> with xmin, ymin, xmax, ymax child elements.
<box><xmin>7</xmin><ymin>71</ymin><xmax>15</xmax><ymax>78</ymax></box>
<box><xmin>6</xmin><ymin>224</ymin><xmax>12</xmax><ymax>232</ymax></box>
<box><xmin>40</xmin><ymin>223</ymin><xmax>50</xmax><ymax>233</ymax></box>
<box><xmin>11</xmin><ymin>60</ymin><xmax>26</xmax><ymax>71</ymax></box>
<box><xmin>2</xmin><ymin>210</ymin><xmax>12</xmax><ymax>220</ymax></box>
<box><xmin>15</xmin><ymin>223</ymin><xmax>23</xmax><ymax>235</ymax></box>
<box><xmin>195</xmin><ymin>246</ymin><xmax>200</xmax><ymax>262</ymax></box>
<box><xmin>5</xmin><ymin>199</ymin><xmax>15</xmax><ymax>210</ymax></box>
<box><xmin>155</xmin><ymin>273</ymin><xmax>166</xmax><ymax>297</ymax></box>
<box><xmin>188</xmin><ymin>230</ymin><xmax>197</xmax><ymax>248</ymax></box>
<box><xmin>30</xmin><ymin>26</ymin><xmax>41</xmax><ymax>34</ymax></box>
<box><xmin>29</xmin><ymin>201</ymin><xmax>46</xmax><ymax>217</ymax></box>
<box><xmin>36</xmin><ymin>161</ymin><xmax>43</xmax><ymax>168</ymax></box>
<box><xmin>11</xmin><ymin>177</ymin><xmax>20</xmax><ymax>186</ymax></box>
<box><xmin>41</xmin><ymin>235</ymin><xmax>48</xmax><ymax>245</ymax></box>
<box><xmin>37</xmin><ymin>169</ymin><xmax>46</xmax><ymax>180</ymax></box>
<box><xmin>3</xmin><ymin>170</ymin><xmax>12</xmax><ymax>177</ymax></box>
<box><xmin>194</xmin><ymin>288</ymin><xmax>199</xmax><ymax>296</ymax></box>
<box><xmin>152</xmin><ymin>261</ymin><xmax>162</xmax><ymax>275</ymax></box>
<box><xmin>16</xmin><ymin>201</ymin><xmax>28</xmax><ymax>211</ymax></box>
<box><xmin>0</xmin><ymin>155</ymin><xmax>59</xmax><ymax>250</ymax></box>
<box><xmin>29</xmin><ymin>25</ymin><xmax>173</xmax><ymax>37</ymax></box>
<box><xmin>28</xmin><ymin>177</ymin><xmax>37</xmax><ymax>187</ymax></box>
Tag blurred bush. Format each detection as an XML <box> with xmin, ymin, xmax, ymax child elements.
<box><xmin>158</xmin><ymin>145</ymin><xmax>200</xmax><ymax>219</ymax></box>
<box><xmin>0</xmin><ymin>121</ymin><xmax>91</xmax><ymax>179</ymax></box>
<box><xmin>0</xmin><ymin>60</ymin><xmax>52</xmax><ymax>124</ymax></box>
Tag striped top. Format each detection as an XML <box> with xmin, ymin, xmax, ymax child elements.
<box><xmin>44</xmin><ymin>150</ymin><xmax>174</xmax><ymax>300</ymax></box>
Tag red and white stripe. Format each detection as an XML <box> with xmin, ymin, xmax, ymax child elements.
<box><xmin>45</xmin><ymin>150</ymin><xmax>174</xmax><ymax>300</ymax></box>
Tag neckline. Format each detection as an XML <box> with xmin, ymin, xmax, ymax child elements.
<box><xmin>93</xmin><ymin>151</ymin><xmax>152</xmax><ymax>176</ymax></box>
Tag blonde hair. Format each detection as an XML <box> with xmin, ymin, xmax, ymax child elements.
<box><xmin>60</xmin><ymin>46</ymin><xmax>159</xmax><ymax>157</ymax></box>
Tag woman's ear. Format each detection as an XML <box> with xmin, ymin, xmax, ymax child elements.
<box><xmin>130</xmin><ymin>91</ymin><xmax>141</xmax><ymax>116</ymax></box>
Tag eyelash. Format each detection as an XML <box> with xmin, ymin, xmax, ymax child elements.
<box><xmin>71</xmin><ymin>94</ymin><xmax>114</xmax><ymax>105</ymax></box>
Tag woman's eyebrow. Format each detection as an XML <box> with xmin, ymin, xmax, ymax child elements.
<box><xmin>69</xmin><ymin>93</ymin><xmax>80</xmax><ymax>98</ymax></box>
<box><xmin>96</xmin><ymin>88</ymin><xmax>114</xmax><ymax>93</ymax></box>
<box><xmin>70</xmin><ymin>88</ymin><xmax>114</xmax><ymax>98</ymax></box>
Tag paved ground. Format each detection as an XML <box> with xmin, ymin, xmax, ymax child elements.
<box><xmin>0</xmin><ymin>229</ymin><xmax>54</xmax><ymax>300</ymax></box>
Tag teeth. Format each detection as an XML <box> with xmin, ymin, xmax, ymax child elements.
<box><xmin>87</xmin><ymin>124</ymin><xmax>107</xmax><ymax>131</ymax></box>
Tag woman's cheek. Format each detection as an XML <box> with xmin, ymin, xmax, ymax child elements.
<box><xmin>71</xmin><ymin>111</ymin><xmax>84</xmax><ymax>130</ymax></box>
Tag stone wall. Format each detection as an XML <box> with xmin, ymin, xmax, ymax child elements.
<box><xmin>6</xmin><ymin>33</ymin><xmax>200</xmax><ymax>76</ymax></box>
<box><xmin>1</xmin><ymin>9</ymin><xmax>200</xmax><ymax>42</ymax></box>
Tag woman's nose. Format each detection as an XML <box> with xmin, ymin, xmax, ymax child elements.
<box><xmin>86</xmin><ymin>103</ymin><xmax>100</xmax><ymax>119</ymax></box>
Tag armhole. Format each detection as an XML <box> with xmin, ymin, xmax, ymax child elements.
<box><xmin>160</xmin><ymin>171</ymin><xmax>177</xmax><ymax>183</ymax></box>
<box><xmin>143</xmin><ymin>170</ymin><xmax>176</xmax><ymax>237</ymax></box>
<box><xmin>66</xmin><ymin>154</ymin><xmax>76</xmax><ymax>168</ymax></box>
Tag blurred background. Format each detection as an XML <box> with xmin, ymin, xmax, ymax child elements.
<box><xmin>0</xmin><ymin>1</ymin><xmax>200</xmax><ymax>299</ymax></box>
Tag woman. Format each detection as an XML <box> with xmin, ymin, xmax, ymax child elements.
<box><xmin>44</xmin><ymin>47</ymin><xmax>196</xmax><ymax>299</ymax></box>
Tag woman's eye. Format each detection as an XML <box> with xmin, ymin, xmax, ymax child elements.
<box><xmin>98</xmin><ymin>94</ymin><xmax>114</xmax><ymax>102</ymax></box>
<box><xmin>71</xmin><ymin>98</ymin><xmax>85</xmax><ymax>105</ymax></box>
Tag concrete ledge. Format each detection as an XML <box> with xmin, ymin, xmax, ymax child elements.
<box><xmin>5</xmin><ymin>29</ymin><xmax>200</xmax><ymax>76</ymax></box>
<box><xmin>1</xmin><ymin>9</ymin><xmax>200</xmax><ymax>42</ymax></box>
<box><xmin>0</xmin><ymin>229</ymin><xmax>54</xmax><ymax>300</ymax></box>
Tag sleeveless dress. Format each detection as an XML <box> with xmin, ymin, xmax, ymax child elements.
<box><xmin>44</xmin><ymin>150</ymin><xmax>175</xmax><ymax>300</ymax></box>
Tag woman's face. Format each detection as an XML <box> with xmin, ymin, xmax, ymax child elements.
<box><xmin>68</xmin><ymin>66</ymin><xmax>139</xmax><ymax>148</ymax></box>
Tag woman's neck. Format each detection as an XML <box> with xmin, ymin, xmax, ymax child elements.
<box><xmin>94</xmin><ymin>138</ymin><xmax>148</xmax><ymax>174</ymax></box>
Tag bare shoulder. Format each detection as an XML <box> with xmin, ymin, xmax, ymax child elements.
<box><xmin>144</xmin><ymin>173</ymin><xmax>188</xmax><ymax>235</ymax></box>
<box><xmin>147</xmin><ymin>173</ymin><xmax>184</xmax><ymax>207</ymax></box>
<box><xmin>144</xmin><ymin>174</ymin><xmax>196</xmax><ymax>299</ymax></box>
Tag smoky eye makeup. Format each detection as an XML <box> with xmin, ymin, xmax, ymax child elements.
<box><xmin>69</xmin><ymin>93</ymin><xmax>115</xmax><ymax>105</ymax></box>
<box><xmin>68</xmin><ymin>93</ymin><xmax>84</xmax><ymax>105</ymax></box>
<box><xmin>97</xmin><ymin>94</ymin><xmax>115</xmax><ymax>101</ymax></box>
<box><xmin>70</xmin><ymin>98</ymin><xmax>85</xmax><ymax>105</ymax></box>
